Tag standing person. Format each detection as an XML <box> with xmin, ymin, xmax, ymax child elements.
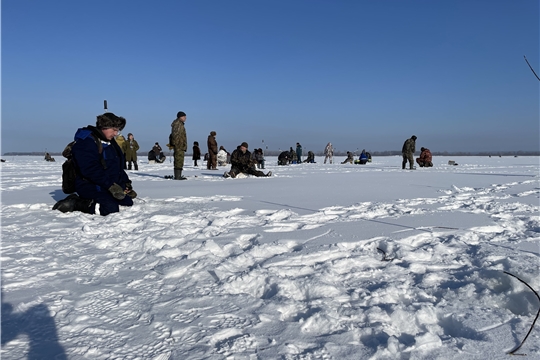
<box><xmin>53</xmin><ymin>112</ymin><xmax>136</xmax><ymax>215</ymax></box>
<box><xmin>416</xmin><ymin>147</ymin><xmax>433</xmax><ymax>167</ymax></box>
<box><xmin>289</xmin><ymin>147</ymin><xmax>298</xmax><ymax>164</ymax></box>
<box><xmin>169</xmin><ymin>111</ymin><xmax>188</xmax><ymax>180</ymax></box>
<box><xmin>402</xmin><ymin>135</ymin><xmax>417</xmax><ymax>170</ymax></box>
<box><xmin>255</xmin><ymin>148</ymin><xmax>265</xmax><ymax>169</ymax></box>
<box><xmin>207</xmin><ymin>131</ymin><xmax>218</xmax><ymax>170</ymax></box>
<box><xmin>324</xmin><ymin>142</ymin><xmax>333</xmax><ymax>164</ymax></box>
<box><xmin>223</xmin><ymin>142</ymin><xmax>272</xmax><ymax>178</ymax></box>
<box><xmin>115</xmin><ymin>132</ymin><xmax>126</xmax><ymax>169</ymax></box>
<box><xmin>123</xmin><ymin>133</ymin><xmax>140</xmax><ymax>170</ymax></box>
<box><xmin>296</xmin><ymin>143</ymin><xmax>303</xmax><ymax>163</ymax></box>
<box><xmin>192</xmin><ymin>141</ymin><xmax>201</xmax><ymax>166</ymax></box>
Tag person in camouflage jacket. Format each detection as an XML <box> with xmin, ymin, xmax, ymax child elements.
<box><xmin>169</xmin><ymin>111</ymin><xmax>188</xmax><ymax>180</ymax></box>
<box><xmin>123</xmin><ymin>133</ymin><xmax>140</xmax><ymax>170</ymax></box>
<box><xmin>324</xmin><ymin>142</ymin><xmax>333</xmax><ymax>164</ymax></box>
<box><xmin>341</xmin><ymin>151</ymin><xmax>354</xmax><ymax>164</ymax></box>
<box><xmin>223</xmin><ymin>142</ymin><xmax>272</xmax><ymax>178</ymax></box>
<box><xmin>416</xmin><ymin>147</ymin><xmax>433</xmax><ymax>167</ymax></box>
<box><xmin>401</xmin><ymin>135</ymin><xmax>417</xmax><ymax>170</ymax></box>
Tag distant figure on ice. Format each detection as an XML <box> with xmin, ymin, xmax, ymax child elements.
<box><xmin>278</xmin><ymin>151</ymin><xmax>290</xmax><ymax>165</ymax></box>
<box><xmin>416</xmin><ymin>147</ymin><xmax>433</xmax><ymax>167</ymax></box>
<box><xmin>289</xmin><ymin>147</ymin><xmax>298</xmax><ymax>164</ymax></box>
<box><xmin>356</xmin><ymin>149</ymin><xmax>369</xmax><ymax>165</ymax></box>
<box><xmin>402</xmin><ymin>135</ymin><xmax>417</xmax><ymax>170</ymax></box>
<box><xmin>53</xmin><ymin>112</ymin><xmax>136</xmax><ymax>215</ymax></box>
<box><xmin>217</xmin><ymin>146</ymin><xmax>229</xmax><ymax>166</ymax></box>
<box><xmin>148</xmin><ymin>143</ymin><xmax>166</xmax><ymax>164</ymax></box>
<box><xmin>115</xmin><ymin>133</ymin><xmax>126</xmax><ymax>153</ymax></box>
<box><xmin>153</xmin><ymin>142</ymin><xmax>165</xmax><ymax>163</ymax></box>
<box><xmin>296</xmin><ymin>143</ymin><xmax>303</xmax><ymax>163</ymax></box>
<box><xmin>252</xmin><ymin>148</ymin><xmax>265</xmax><ymax>169</ymax></box>
<box><xmin>169</xmin><ymin>111</ymin><xmax>188</xmax><ymax>180</ymax></box>
<box><xmin>192</xmin><ymin>141</ymin><xmax>201</xmax><ymax>167</ymax></box>
<box><xmin>207</xmin><ymin>131</ymin><xmax>218</xmax><ymax>170</ymax></box>
<box><xmin>223</xmin><ymin>142</ymin><xmax>272</xmax><ymax>178</ymax></box>
<box><xmin>44</xmin><ymin>152</ymin><xmax>55</xmax><ymax>162</ymax></box>
<box><xmin>324</xmin><ymin>142</ymin><xmax>333</xmax><ymax>164</ymax></box>
<box><xmin>123</xmin><ymin>133</ymin><xmax>139</xmax><ymax>170</ymax></box>
<box><xmin>303</xmin><ymin>151</ymin><xmax>315</xmax><ymax>163</ymax></box>
<box><xmin>341</xmin><ymin>151</ymin><xmax>354</xmax><ymax>164</ymax></box>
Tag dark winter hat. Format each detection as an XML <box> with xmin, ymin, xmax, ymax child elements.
<box><xmin>411</xmin><ymin>135</ymin><xmax>417</xmax><ymax>140</ymax></box>
<box><xmin>421</xmin><ymin>147</ymin><xmax>425</xmax><ymax>152</ymax></box>
<box><xmin>96</xmin><ymin>112</ymin><xmax>126</xmax><ymax>130</ymax></box>
<box><xmin>155</xmin><ymin>142</ymin><xmax>159</xmax><ymax>145</ymax></box>
<box><xmin>210</xmin><ymin>131</ymin><xmax>216</xmax><ymax>136</ymax></box>
<box><xmin>177</xmin><ymin>111</ymin><xmax>186</xmax><ymax>118</ymax></box>
<box><xmin>240</xmin><ymin>142</ymin><xmax>248</xmax><ymax>148</ymax></box>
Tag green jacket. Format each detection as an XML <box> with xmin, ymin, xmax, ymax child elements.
<box><xmin>402</xmin><ymin>138</ymin><xmax>416</xmax><ymax>154</ymax></box>
<box><xmin>170</xmin><ymin>118</ymin><xmax>187</xmax><ymax>152</ymax></box>
<box><xmin>123</xmin><ymin>139</ymin><xmax>140</xmax><ymax>161</ymax></box>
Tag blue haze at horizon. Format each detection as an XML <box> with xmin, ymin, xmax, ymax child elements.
<box><xmin>1</xmin><ymin>0</ymin><xmax>538</xmax><ymax>154</ymax></box>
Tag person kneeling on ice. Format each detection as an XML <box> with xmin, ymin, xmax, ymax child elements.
<box><xmin>341</xmin><ymin>151</ymin><xmax>354</xmax><ymax>164</ymax></box>
<box><xmin>356</xmin><ymin>149</ymin><xmax>368</xmax><ymax>164</ymax></box>
<box><xmin>303</xmin><ymin>151</ymin><xmax>315</xmax><ymax>163</ymax></box>
<box><xmin>53</xmin><ymin>112</ymin><xmax>137</xmax><ymax>216</ymax></box>
<box><xmin>416</xmin><ymin>147</ymin><xmax>433</xmax><ymax>167</ymax></box>
<box><xmin>223</xmin><ymin>142</ymin><xmax>272</xmax><ymax>178</ymax></box>
<box><xmin>278</xmin><ymin>151</ymin><xmax>290</xmax><ymax>165</ymax></box>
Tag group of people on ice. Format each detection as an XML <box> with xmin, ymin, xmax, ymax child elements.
<box><xmin>277</xmin><ymin>143</ymin><xmax>315</xmax><ymax>165</ymax></box>
<box><xmin>52</xmin><ymin>110</ymin><xmax>435</xmax><ymax>217</ymax></box>
<box><xmin>402</xmin><ymin>135</ymin><xmax>433</xmax><ymax>169</ymax></box>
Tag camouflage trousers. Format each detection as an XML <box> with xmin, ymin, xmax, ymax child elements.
<box><xmin>174</xmin><ymin>150</ymin><xmax>185</xmax><ymax>170</ymax></box>
<box><xmin>402</xmin><ymin>152</ymin><xmax>414</xmax><ymax>169</ymax></box>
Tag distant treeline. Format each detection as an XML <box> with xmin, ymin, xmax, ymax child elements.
<box><xmin>4</xmin><ymin>150</ymin><xmax>540</xmax><ymax>157</ymax></box>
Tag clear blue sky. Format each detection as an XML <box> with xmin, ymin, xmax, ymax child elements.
<box><xmin>2</xmin><ymin>0</ymin><xmax>539</xmax><ymax>154</ymax></box>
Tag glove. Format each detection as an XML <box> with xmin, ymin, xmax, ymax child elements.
<box><xmin>126</xmin><ymin>189</ymin><xmax>137</xmax><ymax>199</ymax></box>
<box><xmin>124</xmin><ymin>182</ymin><xmax>137</xmax><ymax>199</ymax></box>
<box><xmin>108</xmin><ymin>183</ymin><xmax>126</xmax><ymax>200</ymax></box>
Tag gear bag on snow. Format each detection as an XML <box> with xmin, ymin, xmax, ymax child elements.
<box><xmin>61</xmin><ymin>135</ymin><xmax>104</xmax><ymax>194</ymax></box>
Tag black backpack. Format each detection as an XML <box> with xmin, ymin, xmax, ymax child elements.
<box><xmin>61</xmin><ymin>135</ymin><xmax>104</xmax><ymax>194</ymax></box>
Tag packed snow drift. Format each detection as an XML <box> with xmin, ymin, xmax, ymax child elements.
<box><xmin>1</xmin><ymin>155</ymin><xmax>539</xmax><ymax>359</ymax></box>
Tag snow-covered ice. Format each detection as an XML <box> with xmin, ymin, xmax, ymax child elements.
<box><xmin>1</xmin><ymin>155</ymin><xmax>539</xmax><ymax>359</ymax></box>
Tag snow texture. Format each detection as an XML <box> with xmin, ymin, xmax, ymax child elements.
<box><xmin>1</xmin><ymin>155</ymin><xmax>539</xmax><ymax>359</ymax></box>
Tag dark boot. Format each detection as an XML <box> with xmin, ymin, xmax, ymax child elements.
<box><xmin>53</xmin><ymin>194</ymin><xmax>79</xmax><ymax>213</ymax></box>
<box><xmin>128</xmin><ymin>163</ymin><xmax>132</xmax><ymax>170</ymax></box>
<box><xmin>74</xmin><ymin>197</ymin><xmax>95</xmax><ymax>214</ymax></box>
<box><xmin>134</xmin><ymin>163</ymin><xmax>138</xmax><ymax>171</ymax></box>
<box><xmin>174</xmin><ymin>168</ymin><xmax>187</xmax><ymax>180</ymax></box>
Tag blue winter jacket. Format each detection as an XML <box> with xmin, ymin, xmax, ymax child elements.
<box><xmin>71</xmin><ymin>126</ymin><xmax>130</xmax><ymax>196</ymax></box>
<box><xmin>360</xmin><ymin>151</ymin><xmax>368</xmax><ymax>161</ymax></box>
